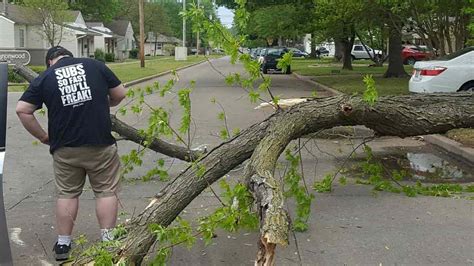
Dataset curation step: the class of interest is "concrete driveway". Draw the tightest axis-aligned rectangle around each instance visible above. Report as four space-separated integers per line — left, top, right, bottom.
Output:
3 57 473 265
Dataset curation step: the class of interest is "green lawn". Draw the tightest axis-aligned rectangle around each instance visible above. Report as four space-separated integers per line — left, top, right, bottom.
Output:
8 55 221 91
108 55 220 83
315 75 410 96
292 58 413 77
293 58 412 96
8 85 28 92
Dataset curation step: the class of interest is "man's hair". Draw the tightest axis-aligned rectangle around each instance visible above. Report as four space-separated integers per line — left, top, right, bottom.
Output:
45 46 74 68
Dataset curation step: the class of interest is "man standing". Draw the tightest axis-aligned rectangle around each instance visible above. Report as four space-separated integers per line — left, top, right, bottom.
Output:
16 46 126 261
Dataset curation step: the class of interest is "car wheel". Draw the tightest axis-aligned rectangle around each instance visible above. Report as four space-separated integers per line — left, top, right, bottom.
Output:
285 66 292 75
459 81 474 92
262 65 268 74
351 55 356 61
406 57 416 65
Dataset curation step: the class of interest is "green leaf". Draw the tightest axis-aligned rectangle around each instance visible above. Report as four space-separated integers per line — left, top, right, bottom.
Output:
362 74 378 106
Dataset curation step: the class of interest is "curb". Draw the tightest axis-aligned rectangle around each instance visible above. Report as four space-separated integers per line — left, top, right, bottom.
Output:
292 72 341 96
123 59 214 88
424 134 474 164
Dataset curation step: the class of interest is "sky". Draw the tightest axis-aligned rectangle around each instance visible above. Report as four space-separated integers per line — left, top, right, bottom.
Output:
217 6 234 28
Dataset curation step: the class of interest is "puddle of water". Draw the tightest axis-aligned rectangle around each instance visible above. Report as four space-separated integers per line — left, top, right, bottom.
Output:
349 149 473 183
406 153 466 181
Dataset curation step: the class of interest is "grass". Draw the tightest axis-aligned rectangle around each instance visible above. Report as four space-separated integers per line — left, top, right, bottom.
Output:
293 57 413 96
315 75 410 96
8 55 221 90
108 55 220 83
8 85 28 92
446 128 474 148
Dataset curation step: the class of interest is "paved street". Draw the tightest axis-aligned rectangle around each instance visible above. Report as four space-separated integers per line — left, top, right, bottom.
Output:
3 57 474 265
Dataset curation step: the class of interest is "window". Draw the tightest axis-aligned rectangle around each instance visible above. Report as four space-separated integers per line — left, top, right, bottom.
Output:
354 45 363 51
19 29 25 47
156 43 162 50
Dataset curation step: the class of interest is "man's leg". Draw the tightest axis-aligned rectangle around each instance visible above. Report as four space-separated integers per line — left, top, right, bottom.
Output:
87 145 121 241
56 198 79 235
96 196 118 241
96 195 118 228
52 147 86 260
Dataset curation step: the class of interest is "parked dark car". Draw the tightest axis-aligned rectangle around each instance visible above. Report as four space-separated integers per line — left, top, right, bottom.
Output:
316 47 330 57
251 47 263 60
260 47 291 74
289 48 308 58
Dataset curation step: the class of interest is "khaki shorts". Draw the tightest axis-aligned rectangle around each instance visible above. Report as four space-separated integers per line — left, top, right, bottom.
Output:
53 144 121 199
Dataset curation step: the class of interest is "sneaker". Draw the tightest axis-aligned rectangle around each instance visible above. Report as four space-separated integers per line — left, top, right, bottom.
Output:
53 242 71 261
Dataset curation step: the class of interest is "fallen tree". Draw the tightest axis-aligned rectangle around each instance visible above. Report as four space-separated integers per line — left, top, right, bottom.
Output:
14 65 474 265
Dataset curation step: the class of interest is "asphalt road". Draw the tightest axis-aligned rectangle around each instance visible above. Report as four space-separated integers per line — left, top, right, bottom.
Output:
2 57 473 265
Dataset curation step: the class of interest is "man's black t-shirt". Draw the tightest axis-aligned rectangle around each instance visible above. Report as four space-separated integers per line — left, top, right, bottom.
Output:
19 57 122 153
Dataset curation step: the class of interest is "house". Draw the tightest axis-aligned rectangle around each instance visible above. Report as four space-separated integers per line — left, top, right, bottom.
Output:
0 3 134 65
144 32 181 56
104 20 135 60
0 3 50 65
86 22 119 56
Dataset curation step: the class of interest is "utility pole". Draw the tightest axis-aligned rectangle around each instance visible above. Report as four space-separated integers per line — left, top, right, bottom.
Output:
196 0 200 56
182 0 186 47
2 0 7 15
175 0 187 60
139 0 145 68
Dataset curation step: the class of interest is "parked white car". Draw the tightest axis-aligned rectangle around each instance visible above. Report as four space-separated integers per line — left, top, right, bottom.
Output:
351 44 382 60
409 47 474 93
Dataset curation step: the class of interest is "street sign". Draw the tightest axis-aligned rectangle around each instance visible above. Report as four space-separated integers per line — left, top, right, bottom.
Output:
0 50 31 65
0 62 13 265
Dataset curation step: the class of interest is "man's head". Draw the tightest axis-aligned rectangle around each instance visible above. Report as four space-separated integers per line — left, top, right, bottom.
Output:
45 46 73 68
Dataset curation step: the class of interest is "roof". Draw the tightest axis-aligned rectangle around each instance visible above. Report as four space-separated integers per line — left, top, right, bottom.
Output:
104 20 130 37
63 24 101 36
68 10 81 21
86 22 104 27
0 3 80 25
146 32 181 44
0 3 40 25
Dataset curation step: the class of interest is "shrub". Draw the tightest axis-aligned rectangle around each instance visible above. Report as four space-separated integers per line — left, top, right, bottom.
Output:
129 48 138 59
7 66 45 83
94 49 105 62
163 44 176 56
105 53 115 62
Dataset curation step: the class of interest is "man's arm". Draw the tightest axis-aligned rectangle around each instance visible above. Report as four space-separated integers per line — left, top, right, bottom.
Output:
109 84 126 107
16 101 49 144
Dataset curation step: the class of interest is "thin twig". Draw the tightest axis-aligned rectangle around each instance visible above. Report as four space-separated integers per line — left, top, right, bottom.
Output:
297 139 310 194
331 137 375 184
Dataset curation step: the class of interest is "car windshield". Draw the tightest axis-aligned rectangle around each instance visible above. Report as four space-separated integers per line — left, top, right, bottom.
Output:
437 46 474 60
267 48 285 56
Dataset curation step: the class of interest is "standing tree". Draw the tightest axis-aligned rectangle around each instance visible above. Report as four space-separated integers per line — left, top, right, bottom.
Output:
368 0 410 78
313 0 365 70
22 0 72 47
67 0 121 22
117 0 171 46
409 0 472 55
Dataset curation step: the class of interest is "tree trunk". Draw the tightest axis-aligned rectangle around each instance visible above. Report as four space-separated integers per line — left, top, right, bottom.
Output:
310 34 317 59
14 66 474 265
334 39 343 62
341 35 354 70
384 23 408 78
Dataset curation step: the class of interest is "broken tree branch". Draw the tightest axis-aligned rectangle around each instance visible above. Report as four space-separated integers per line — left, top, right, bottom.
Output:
113 93 473 264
